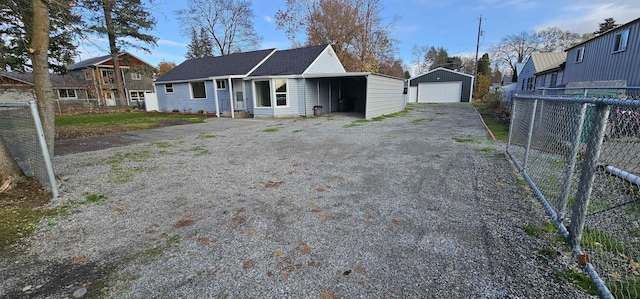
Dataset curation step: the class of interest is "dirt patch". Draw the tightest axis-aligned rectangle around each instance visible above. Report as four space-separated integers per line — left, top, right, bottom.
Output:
0 177 50 209
157 118 191 127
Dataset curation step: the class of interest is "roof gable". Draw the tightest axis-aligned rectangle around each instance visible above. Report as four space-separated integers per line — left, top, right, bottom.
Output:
249 44 330 76
156 48 276 82
530 52 566 73
68 52 153 70
410 67 475 80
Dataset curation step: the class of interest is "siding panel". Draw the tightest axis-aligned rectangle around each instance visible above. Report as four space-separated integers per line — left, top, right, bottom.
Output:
517 59 536 91
304 47 346 74
155 81 216 113
365 75 404 119
564 21 640 86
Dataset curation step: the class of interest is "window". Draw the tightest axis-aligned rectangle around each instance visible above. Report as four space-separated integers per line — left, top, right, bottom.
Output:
526 77 534 90
274 79 287 106
101 69 115 84
130 91 145 102
254 81 271 107
165 83 174 93
550 72 558 88
575 47 585 63
84 69 93 80
131 73 142 80
216 80 227 90
58 89 77 99
613 28 630 52
190 81 206 99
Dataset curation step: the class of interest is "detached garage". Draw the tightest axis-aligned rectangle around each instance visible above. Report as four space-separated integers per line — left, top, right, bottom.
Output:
408 67 474 103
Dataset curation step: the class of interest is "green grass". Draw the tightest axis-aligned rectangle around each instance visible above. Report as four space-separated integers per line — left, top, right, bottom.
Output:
263 128 279 132
412 118 426 124
580 227 627 254
608 280 640 299
84 193 107 204
56 112 207 127
196 134 216 139
478 147 493 152
472 102 510 142
452 137 475 143
292 129 304 133
189 146 211 156
558 269 600 296
0 208 43 251
108 151 152 184
344 119 370 128
153 142 172 148
144 235 180 257
522 222 556 238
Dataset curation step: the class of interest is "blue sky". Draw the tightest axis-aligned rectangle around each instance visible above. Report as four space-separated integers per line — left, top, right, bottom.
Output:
76 0 640 73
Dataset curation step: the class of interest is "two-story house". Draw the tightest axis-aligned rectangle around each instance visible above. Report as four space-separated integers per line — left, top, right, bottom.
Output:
67 52 155 107
517 52 566 92
563 17 640 89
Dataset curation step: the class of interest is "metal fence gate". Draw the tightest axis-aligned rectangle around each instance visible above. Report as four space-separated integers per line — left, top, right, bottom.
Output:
507 89 640 298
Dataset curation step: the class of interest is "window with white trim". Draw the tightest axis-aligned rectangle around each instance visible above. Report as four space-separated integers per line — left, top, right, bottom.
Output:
216 80 226 90
254 80 271 107
84 69 93 80
165 83 174 93
130 91 145 102
274 79 287 106
131 72 142 80
613 28 630 52
58 89 77 99
575 47 585 63
190 81 206 99
101 69 115 84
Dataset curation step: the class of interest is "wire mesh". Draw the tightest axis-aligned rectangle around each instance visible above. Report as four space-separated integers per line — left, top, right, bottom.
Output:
507 92 640 298
0 102 55 192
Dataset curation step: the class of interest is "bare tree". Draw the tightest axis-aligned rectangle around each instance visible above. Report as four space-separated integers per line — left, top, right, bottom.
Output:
275 0 399 74
411 45 430 76
490 31 540 81
177 0 262 56
538 26 582 52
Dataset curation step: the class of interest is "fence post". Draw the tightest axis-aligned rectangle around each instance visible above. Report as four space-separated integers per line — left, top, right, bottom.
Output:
568 103 610 249
558 103 588 222
523 99 538 170
506 98 517 152
28 100 59 198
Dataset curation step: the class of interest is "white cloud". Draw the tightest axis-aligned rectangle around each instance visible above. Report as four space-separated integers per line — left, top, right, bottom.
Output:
157 39 187 48
537 1 640 33
264 16 273 23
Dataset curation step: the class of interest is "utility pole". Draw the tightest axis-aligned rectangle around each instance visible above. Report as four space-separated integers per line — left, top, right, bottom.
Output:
473 14 483 100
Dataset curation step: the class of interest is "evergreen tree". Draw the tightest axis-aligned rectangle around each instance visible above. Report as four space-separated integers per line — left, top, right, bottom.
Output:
80 0 157 106
595 17 618 34
186 28 214 59
477 53 490 76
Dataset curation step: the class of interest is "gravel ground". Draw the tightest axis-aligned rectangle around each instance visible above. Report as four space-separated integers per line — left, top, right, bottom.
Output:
1 103 594 298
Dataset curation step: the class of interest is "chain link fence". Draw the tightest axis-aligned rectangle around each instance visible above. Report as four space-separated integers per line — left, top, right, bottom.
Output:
507 88 640 298
55 98 146 115
0 101 58 197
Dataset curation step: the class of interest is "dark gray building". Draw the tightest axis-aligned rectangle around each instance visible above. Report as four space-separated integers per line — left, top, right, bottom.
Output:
564 17 640 87
408 68 474 103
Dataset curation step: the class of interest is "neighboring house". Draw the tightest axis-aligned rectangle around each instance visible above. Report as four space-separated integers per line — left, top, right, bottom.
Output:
516 52 566 92
67 52 155 106
0 71 91 103
154 44 405 119
563 17 640 88
407 68 474 103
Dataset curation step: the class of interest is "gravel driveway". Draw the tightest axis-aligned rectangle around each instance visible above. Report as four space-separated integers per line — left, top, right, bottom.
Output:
1 103 592 298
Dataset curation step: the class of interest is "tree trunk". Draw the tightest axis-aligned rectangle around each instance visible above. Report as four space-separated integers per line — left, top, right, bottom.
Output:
103 1 127 106
30 0 55 156
0 136 25 192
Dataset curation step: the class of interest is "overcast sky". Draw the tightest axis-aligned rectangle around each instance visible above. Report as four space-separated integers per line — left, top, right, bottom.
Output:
76 0 640 70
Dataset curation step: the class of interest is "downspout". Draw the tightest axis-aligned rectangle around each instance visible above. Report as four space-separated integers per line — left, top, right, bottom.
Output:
228 76 235 119
214 79 220 117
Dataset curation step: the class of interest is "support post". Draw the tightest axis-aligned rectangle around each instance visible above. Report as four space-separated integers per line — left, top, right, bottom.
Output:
228 77 234 119
558 103 588 221
506 98 517 152
569 103 610 248
214 79 220 117
523 99 538 170
28 100 58 197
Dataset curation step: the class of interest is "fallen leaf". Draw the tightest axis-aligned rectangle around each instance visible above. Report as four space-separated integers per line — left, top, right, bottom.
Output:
321 292 336 299
391 219 399 225
281 273 289 280
112 207 124 212
271 250 285 257
300 245 311 255
311 208 322 213
316 188 326 192
307 202 317 207
609 271 622 280
196 237 216 245
70 255 87 265
242 259 257 269
354 265 366 274
264 180 284 188
244 230 256 236
319 214 330 221
496 181 506 187
364 214 373 223
630 259 640 270
173 219 196 228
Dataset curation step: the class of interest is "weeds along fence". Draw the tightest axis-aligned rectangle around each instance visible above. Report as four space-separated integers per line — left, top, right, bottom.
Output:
507 87 640 298
0 101 58 197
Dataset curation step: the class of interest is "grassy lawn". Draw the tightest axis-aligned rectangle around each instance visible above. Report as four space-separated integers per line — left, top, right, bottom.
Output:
55 112 209 139
473 102 511 142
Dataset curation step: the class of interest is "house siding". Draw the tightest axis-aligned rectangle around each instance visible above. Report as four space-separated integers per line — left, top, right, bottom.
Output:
564 21 640 86
410 69 473 102
156 81 217 113
365 75 404 119
304 47 346 74
517 59 536 91
305 79 320 115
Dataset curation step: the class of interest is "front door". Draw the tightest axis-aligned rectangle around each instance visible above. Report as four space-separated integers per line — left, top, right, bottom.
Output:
233 79 245 110
105 91 116 106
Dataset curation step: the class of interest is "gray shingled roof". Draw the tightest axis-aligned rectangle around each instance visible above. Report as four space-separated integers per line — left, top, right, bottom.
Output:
0 71 90 88
67 54 113 70
156 49 276 82
249 44 328 77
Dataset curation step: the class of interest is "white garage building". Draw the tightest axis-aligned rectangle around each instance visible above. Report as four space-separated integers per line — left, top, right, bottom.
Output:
408 67 474 103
